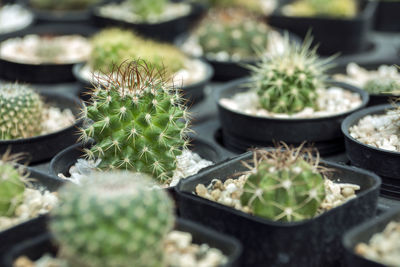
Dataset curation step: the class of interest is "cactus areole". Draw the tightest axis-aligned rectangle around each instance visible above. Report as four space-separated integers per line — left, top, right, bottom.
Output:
80 60 190 183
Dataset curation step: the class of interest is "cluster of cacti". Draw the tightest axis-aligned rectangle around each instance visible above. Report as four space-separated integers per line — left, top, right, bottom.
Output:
50 171 174 267
128 0 168 20
364 78 400 94
250 34 331 114
240 145 326 222
284 0 358 18
80 60 190 183
30 0 100 11
0 152 26 217
196 9 270 59
89 28 186 78
0 83 45 140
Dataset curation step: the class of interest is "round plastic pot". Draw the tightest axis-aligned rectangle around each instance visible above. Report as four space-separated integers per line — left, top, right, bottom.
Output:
175 151 381 267
267 0 378 55
329 60 400 106
2 217 242 267
72 59 214 104
0 166 64 256
374 0 400 32
342 207 400 267
0 91 83 164
216 78 369 155
342 104 400 199
91 1 206 42
0 24 98 83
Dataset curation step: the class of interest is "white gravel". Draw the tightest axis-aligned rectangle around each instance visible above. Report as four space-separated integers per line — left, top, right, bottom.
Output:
219 87 363 119
349 109 400 152
41 106 76 135
0 4 33 34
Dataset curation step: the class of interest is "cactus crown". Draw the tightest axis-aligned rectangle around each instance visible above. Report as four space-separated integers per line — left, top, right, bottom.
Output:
240 143 327 222
249 33 332 114
79 60 190 183
0 83 45 140
50 171 175 267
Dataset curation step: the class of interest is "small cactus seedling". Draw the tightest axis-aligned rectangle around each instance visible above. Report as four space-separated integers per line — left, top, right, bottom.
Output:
80 60 190 183
249 34 332 114
364 78 400 94
240 144 326 222
0 83 45 140
50 171 174 267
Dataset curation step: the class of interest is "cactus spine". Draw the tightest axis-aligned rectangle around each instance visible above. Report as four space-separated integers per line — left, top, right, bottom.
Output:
240 144 326 222
80 60 190 183
0 83 45 140
50 171 174 267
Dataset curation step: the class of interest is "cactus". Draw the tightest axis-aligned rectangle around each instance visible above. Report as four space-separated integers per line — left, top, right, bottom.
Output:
249 34 332 114
240 144 326 222
205 0 263 13
0 152 26 217
50 171 174 267
80 60 190 183
30 0 100 11
128 0 168 20
0 83 45 140
284 0 358 18
364 78 400 94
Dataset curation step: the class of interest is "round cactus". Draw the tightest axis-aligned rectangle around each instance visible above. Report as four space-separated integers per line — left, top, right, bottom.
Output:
250 34 332 114
240 145 326 222
364 78 400 94
0 83 45 140
50 171 175 267
80 60 190 183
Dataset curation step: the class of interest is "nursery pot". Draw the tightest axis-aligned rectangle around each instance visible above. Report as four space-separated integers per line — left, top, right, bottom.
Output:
342 207 400 267
374 0 400 32
0 23 98 83
0 91 83 164
175 151 381 267
267 0 378 55
2 217 242 267
216 79 369 155
342 104 400 200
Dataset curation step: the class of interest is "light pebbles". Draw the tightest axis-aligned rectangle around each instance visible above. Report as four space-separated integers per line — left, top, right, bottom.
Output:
41 107 76 136
195 174 360 216
0 4 33 34
219 87 363 119
59 149 213 187
14 230 227 267
355 221 400 267
349 109 400 152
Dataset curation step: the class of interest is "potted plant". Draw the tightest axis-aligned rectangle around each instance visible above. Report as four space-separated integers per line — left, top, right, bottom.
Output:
2 171 242 267
0 2 34 39
0 83 82 164
343 207 400 266
216 34 368 155
73 28 213 104
374 0 400 32
91 0 206 42
175 144 381 266
268 0 378 55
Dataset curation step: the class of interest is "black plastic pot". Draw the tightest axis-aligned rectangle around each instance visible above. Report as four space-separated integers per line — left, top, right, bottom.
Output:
175 151 381 267
72 59 214 104
0 91 83 165
92 1 206 42
342 104 400 200
267 0 377 56
342 207 400 267
0 24 98 83
0 166 64 256
216 79 369 155
374 0 400 32
2 217 242 267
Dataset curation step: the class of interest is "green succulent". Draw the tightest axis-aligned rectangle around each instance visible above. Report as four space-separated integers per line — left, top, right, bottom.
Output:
240 145 326 222
50 171 175 267
284 0 358 18
364 78 400 94
0 83 45 140
30 0 101 11
128 0 168 20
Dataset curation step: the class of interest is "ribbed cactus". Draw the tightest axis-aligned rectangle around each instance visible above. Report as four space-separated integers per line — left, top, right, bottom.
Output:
0 83 45 140
50 171 174 267
364 78 400 94
128 0 168 20
0 152 26 217
240 145 326 222
250 34 331 114
30 0 100 10
80 60 190 183
284 0 357 18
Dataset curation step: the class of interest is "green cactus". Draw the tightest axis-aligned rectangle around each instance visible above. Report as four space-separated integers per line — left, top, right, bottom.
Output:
240 145 326 222
128 0 168 20
0 83 45 140
80 60 190 183
50 171 174 267
250 34 332 114
30 0 100 11
284 0 358 18
364 78 400 94
0 152 26 217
